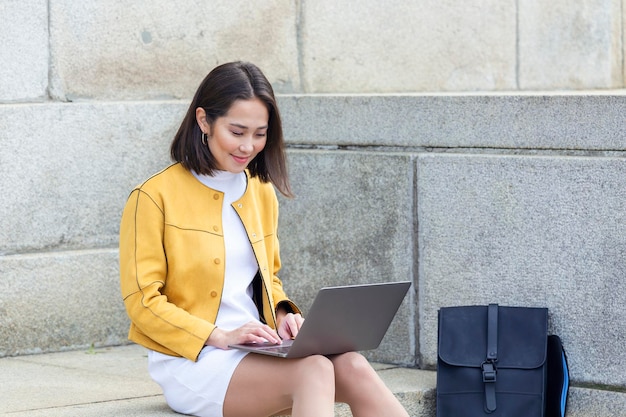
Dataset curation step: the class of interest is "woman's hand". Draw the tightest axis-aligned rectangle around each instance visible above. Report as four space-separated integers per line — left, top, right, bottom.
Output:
276 312 304 341
206 321 282 350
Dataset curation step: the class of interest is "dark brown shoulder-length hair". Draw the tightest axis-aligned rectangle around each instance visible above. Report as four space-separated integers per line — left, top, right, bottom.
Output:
170 61 292 197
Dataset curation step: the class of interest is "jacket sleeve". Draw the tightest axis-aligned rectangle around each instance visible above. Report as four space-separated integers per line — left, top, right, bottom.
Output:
119 188 214 361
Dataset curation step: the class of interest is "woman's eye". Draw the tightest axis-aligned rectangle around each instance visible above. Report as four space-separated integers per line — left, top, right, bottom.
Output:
256 132 267 138
231 131 243 136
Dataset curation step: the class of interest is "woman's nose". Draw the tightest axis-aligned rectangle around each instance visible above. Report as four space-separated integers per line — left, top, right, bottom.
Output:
239 140 254 153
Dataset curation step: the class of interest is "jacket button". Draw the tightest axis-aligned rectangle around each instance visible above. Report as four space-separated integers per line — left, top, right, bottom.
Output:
213 194 219 200
237 203 243 208
213 225 219 232
210 291 218 297
214 258 221 264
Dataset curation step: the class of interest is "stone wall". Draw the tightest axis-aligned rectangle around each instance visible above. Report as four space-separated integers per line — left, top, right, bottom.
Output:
1 0 625 395
277 95 626 389
3 0 624 101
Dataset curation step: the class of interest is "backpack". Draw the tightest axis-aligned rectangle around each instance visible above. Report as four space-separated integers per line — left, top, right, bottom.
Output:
436 304 569 417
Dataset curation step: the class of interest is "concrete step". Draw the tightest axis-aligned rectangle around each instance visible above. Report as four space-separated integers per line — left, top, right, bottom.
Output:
0 345 435 417
0 344 436 417
1 344 624 417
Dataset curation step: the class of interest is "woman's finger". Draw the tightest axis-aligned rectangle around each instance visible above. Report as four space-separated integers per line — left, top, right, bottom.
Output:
281 313 304 339
243 322 281 344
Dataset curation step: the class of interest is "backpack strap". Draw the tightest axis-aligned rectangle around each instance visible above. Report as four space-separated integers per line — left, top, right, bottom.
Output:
483 304 499 413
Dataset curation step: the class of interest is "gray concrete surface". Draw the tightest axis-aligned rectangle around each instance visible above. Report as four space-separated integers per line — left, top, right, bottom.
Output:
0 102 178 255
0 0 48 102
2 344 625 416
37 0 626 98
0 344 167 416
48 1 300 101
277 94 626 149
518 0 624 89
0 344 436 417
0 249 128 356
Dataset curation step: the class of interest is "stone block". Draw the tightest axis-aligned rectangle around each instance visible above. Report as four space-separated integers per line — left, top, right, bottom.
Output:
48 0 300 100
567 386 626 417
277 94 626 150
518 0 623 89
299 0 516 92
0 102 183 255
0 0 49 101
0 249 127 356
278 150 417 365
417 153 626 387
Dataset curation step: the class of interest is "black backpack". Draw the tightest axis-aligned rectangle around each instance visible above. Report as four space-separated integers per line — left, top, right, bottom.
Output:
436 304 570 417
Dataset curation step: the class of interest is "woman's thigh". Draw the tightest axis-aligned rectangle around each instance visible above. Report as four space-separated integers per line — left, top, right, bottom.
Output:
223 353 335 417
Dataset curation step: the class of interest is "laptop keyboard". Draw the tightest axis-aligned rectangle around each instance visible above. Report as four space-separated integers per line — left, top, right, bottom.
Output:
258 345 291 354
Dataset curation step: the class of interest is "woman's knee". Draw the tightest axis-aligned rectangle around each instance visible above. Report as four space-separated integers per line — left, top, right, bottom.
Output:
296 354 335 380
332 352 376 383
292 355 335 395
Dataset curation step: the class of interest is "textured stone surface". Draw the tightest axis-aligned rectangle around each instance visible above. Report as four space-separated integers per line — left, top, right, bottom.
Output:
417 153 626 386
4 345 626 416
300 0 517 92
518 0 623 89
0 249 127 357
278 150 417 365
0 0 49 101
1 345 437 417
1 345 164 416
3 1 625 102
277 94 626 150
567 386 626 417
48 0 300 100
0 102 181 254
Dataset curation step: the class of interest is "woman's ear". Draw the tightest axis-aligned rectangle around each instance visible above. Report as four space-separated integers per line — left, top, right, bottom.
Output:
195 107 210 134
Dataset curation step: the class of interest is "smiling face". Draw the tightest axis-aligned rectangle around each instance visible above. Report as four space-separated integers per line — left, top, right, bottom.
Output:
196 97 269 173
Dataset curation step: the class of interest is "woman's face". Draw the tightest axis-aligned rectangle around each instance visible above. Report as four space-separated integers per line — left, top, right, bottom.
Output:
197 97 269 173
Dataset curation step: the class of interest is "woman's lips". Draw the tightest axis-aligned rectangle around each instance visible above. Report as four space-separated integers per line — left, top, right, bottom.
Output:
232 155 249 164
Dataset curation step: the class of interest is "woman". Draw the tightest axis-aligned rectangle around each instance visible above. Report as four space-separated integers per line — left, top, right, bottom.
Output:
119 61 409 417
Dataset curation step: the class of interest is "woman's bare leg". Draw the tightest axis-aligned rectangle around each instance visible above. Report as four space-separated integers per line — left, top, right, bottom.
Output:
331 352 409 417
223 353 335 417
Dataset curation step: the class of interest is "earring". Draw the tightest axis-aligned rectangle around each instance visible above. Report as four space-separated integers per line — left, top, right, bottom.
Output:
201 132 208 145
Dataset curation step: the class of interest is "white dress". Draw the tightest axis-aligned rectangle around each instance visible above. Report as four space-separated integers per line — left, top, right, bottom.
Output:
147 170 261 417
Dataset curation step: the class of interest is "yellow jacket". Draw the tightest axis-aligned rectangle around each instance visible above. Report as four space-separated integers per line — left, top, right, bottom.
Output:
119 163 299 361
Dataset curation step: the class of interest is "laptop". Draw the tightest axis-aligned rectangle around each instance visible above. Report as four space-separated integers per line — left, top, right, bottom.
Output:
229 281 411 358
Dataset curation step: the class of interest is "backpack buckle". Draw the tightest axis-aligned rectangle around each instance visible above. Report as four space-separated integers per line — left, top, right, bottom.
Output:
482 360 497 383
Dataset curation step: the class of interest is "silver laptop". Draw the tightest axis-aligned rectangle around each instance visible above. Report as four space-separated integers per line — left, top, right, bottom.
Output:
229 281 411 358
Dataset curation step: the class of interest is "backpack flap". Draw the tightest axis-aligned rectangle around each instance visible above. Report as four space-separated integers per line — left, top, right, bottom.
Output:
438 305 548 369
